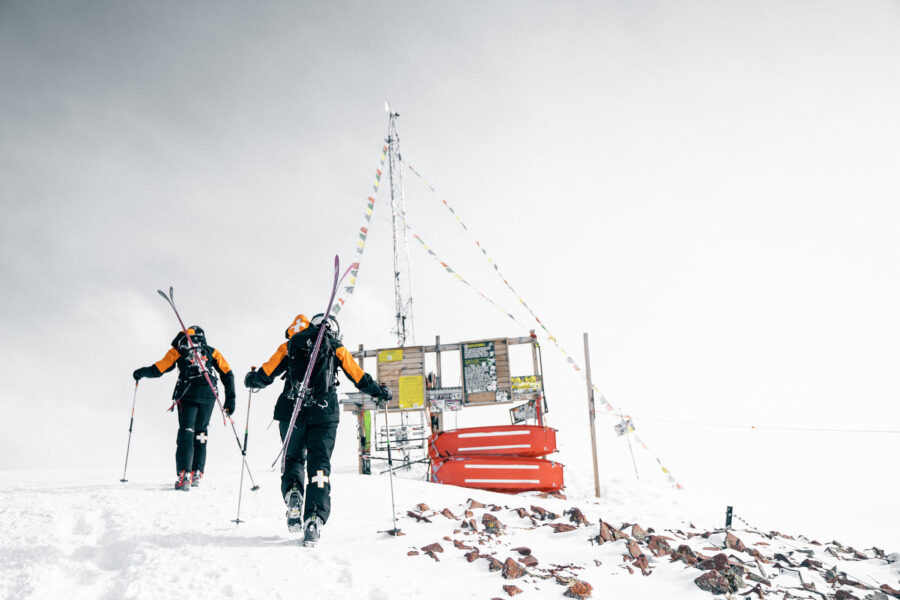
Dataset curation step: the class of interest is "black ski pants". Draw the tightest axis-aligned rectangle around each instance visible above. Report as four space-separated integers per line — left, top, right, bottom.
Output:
278 419 337 524
176 401 214 475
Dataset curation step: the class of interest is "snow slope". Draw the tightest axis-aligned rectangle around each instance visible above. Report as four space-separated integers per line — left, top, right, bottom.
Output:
3 464 898 600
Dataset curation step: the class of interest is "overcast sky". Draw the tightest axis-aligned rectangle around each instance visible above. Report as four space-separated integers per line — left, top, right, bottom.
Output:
2 1 899 549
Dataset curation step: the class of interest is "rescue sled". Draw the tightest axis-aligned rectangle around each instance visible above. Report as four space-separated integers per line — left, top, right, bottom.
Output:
430 456 564 492
427 425 557 459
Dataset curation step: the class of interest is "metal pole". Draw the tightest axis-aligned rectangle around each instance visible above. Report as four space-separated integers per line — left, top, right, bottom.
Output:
233 368 260 525
382 402 401 536
582 333 601 498
120 381 139 483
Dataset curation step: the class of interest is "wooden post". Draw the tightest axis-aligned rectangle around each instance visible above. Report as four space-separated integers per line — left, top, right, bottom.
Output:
583 333 601 497
530 330 543 426
435 335 442 387
434 335 443 431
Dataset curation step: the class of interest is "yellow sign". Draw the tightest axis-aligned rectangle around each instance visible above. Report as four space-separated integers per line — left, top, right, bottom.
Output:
378 349 404 363
399 375 424 409
511 375 542 391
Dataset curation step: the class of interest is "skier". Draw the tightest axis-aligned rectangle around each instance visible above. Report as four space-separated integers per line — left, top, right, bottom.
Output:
244 313 390 546
133 326 236 490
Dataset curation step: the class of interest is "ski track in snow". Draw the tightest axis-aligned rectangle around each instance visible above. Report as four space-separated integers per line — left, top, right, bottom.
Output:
2 467 898 599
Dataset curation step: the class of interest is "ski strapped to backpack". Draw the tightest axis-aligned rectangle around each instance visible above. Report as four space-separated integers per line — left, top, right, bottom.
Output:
157 287 261 492
287 316 340 409
157 288 230 424
272 255 353 469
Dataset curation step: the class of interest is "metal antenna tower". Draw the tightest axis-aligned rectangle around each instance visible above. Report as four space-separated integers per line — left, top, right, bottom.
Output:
384 102 415 346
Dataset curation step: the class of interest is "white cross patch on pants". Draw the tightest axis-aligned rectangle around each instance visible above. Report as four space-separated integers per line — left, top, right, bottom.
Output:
311 470 329 488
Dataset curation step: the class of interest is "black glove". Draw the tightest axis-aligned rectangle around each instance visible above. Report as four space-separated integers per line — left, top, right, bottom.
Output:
224 396 236 415
244 370 267 389
133 366 156 381
375 384 392 407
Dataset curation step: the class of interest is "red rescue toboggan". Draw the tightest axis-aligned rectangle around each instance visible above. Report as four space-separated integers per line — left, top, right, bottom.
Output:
428 424 564 492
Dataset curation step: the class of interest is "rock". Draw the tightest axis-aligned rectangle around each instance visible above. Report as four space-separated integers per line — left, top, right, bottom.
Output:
626 540 643 560
464 550 480 562
420 543 444 553
671 544 698 565
648 536 673 556
416 502 430 511
443 536 452 541
566 507 591 526
406 510 432 523
440 508 456 519
725 532 746 552
453 539 473 550
549 491 567 500
745 584 764 599
520 555 538 567
512 507 528 519
502 585 523 596
511 546 531 555
694 571 732 595
800 558 823 569
548 523 577 533
635 554 650 576
502 557 526 579
713 553 730 572
407 550 419 556
485 556 503 571
468 499 486 509
563 581 593 598
465 510 474 518
530 505 552 520
880 584 900 599
745 572 770 585
631 523 647 541
606 521 628 541
482 513 503 533
835 591 861 600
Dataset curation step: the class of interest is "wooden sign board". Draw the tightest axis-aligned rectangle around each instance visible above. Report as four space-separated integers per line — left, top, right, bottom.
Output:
461 339 511 404
376 346 424 410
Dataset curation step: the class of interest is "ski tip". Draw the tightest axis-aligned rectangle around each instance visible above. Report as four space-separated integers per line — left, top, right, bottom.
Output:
251 485 261 492
156 289 167 298
169 286 174 298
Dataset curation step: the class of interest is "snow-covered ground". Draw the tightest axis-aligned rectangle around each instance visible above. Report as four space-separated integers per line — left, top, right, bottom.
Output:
3 464 897 599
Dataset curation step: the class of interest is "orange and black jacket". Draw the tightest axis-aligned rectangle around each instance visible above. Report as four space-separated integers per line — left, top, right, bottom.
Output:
245 314 381 423
135 329 236 409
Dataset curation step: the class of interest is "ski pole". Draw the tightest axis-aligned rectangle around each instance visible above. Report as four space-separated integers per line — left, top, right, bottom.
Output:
381 401 401 536
233 368 261 525
120 381 139 483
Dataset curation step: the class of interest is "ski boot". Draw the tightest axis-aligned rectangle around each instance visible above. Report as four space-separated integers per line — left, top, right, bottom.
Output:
175 470 191 491
284 484 303 533
302 515 324 548
190 471 203 487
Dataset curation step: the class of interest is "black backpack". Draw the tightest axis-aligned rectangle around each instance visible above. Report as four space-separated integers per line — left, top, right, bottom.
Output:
286 323 338 400
172 327 218 386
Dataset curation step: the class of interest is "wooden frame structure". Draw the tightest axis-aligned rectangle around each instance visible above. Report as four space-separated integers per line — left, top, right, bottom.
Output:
339 331 547 474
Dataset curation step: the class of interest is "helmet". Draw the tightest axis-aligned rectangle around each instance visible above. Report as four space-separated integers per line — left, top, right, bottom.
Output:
285 314 310 339
173 326 206 350
309 313 340 338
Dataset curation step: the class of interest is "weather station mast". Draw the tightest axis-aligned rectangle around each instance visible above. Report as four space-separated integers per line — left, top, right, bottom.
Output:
384 102 415 347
